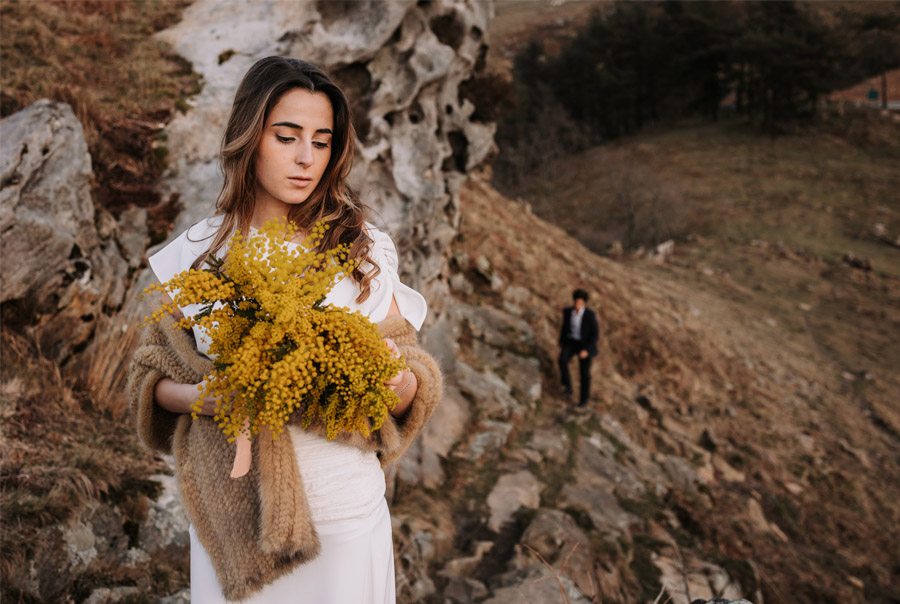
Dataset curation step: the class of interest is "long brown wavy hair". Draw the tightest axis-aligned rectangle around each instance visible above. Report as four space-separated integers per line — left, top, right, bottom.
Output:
188 56 381 304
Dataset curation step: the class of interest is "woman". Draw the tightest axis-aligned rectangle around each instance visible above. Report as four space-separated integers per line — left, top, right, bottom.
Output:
127 56 442 602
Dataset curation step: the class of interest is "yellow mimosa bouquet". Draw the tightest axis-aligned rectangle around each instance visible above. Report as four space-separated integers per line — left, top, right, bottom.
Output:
142 216 407 454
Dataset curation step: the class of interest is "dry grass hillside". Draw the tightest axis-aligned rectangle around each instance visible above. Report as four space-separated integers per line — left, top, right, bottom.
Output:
1 1 199 600
443 167 899 601
2 1 897 601
0 0 199 238
512 115 900 440
485 0 606 77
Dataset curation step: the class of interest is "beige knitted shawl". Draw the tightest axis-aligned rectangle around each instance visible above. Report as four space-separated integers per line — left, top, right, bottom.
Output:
126 312 443 601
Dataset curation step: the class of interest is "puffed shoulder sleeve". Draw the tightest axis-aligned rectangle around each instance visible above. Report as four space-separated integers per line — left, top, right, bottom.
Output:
147 228 190 286
367 225 428 331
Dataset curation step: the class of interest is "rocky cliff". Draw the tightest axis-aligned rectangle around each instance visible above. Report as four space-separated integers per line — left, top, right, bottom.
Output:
2 0 896 602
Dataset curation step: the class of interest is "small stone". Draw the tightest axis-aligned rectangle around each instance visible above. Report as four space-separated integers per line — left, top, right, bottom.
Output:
486 470 542 532
712 456 745 483
449 272 474 295
159 589 191 604
607 240 624 258
83 587 141 604
457 420 513 461
439 541 493 577
474 254 493 280
63 520 98 570
784 481 803 495
444 576 488 603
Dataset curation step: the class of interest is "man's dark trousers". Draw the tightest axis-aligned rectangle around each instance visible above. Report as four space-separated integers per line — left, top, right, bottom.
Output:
558 305 599 405
558 336 591 405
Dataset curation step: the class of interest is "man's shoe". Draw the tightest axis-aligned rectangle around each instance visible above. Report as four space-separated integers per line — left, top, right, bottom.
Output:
577 399 589 408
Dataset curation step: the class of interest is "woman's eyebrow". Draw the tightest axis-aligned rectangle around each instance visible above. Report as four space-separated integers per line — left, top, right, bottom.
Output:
272 121 333 135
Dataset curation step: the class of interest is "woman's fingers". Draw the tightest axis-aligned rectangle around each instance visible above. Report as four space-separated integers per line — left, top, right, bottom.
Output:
383 337 401 358
382 338 407 390
195 379 237 416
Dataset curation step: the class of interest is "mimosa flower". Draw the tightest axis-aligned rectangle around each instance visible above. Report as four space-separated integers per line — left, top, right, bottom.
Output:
142 216 407 442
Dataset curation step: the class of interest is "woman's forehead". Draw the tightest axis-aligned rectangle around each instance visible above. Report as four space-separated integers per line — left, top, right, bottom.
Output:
269 88 333 129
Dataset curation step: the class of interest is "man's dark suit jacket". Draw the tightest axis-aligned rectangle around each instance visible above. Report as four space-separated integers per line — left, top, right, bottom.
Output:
559 306 600 358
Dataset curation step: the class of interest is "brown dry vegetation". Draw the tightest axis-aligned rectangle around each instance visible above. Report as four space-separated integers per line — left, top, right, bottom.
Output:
2 0 897 601
0 0 200 239
1 1 198 600
516 108 900 256
0 328 184 601
512 110 900 395
454 167 899 601
485 0 610 78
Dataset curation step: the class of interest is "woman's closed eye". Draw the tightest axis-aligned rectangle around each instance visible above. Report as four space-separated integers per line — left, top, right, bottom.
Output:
275 134 329 148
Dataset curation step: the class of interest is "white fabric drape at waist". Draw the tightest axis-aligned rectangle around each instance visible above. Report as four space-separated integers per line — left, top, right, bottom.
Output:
287 425 386 524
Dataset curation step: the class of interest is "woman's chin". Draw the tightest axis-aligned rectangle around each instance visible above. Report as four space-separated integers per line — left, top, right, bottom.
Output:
278 192 313 206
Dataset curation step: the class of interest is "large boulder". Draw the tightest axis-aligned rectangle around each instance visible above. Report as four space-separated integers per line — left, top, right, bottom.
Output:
0 99 132 363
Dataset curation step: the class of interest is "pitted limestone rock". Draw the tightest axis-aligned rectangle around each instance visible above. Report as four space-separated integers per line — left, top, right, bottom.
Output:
0 99 130 361
152 0 496 317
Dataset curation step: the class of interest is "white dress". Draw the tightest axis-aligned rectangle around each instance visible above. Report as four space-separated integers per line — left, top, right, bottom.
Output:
147 215 428 603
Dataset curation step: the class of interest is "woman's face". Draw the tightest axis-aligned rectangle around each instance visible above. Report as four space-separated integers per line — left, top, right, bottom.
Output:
253 87 334 216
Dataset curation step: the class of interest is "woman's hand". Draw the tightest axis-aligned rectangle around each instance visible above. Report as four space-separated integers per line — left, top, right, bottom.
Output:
193 379 237 416
153 377 233 416
382 337 407 390
383 337 416 418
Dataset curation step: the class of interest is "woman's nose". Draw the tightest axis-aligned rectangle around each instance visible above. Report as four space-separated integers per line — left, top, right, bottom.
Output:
295 142 313 165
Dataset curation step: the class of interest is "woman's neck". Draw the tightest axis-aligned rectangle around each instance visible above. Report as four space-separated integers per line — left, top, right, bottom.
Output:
250 202 307 242
250 205 288 230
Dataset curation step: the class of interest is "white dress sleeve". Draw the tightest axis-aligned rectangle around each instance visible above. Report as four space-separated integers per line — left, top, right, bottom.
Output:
146 216 224 357
365 224 428 332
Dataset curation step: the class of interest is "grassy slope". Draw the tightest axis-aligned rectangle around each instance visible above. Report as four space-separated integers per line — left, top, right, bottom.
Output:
1 1 200 600
460 164 900 601
0 0 200 236
513 115 900 416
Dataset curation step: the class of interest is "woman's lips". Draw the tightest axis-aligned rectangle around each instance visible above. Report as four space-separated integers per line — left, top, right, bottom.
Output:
288 177 312 186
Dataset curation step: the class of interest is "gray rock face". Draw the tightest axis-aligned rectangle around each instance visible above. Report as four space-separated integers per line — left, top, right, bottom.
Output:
553 431 645 544
1 99 98 303
514 509 595 598
83 586 142 604
396 384 470 487
653 554 748 604
140 469 190 553
392 510 454 602
158 588 191 604
456 419 513 461
0 99 130 361
152 0 496 317
486 470 542 532
484 563 592 604
456 360 519 420
528 428 570 464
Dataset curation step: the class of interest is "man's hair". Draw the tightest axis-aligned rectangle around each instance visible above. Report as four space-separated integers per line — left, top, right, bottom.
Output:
572 288 589 302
